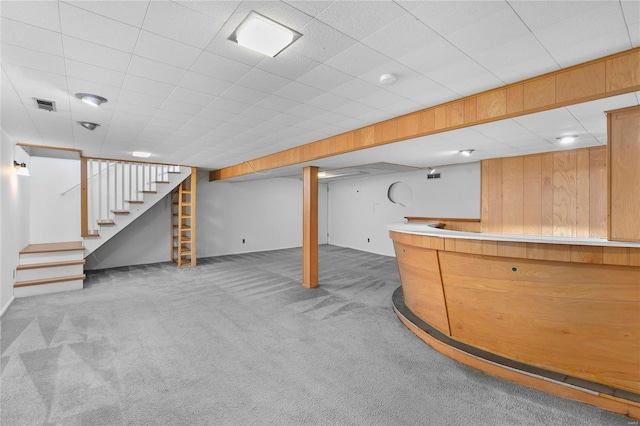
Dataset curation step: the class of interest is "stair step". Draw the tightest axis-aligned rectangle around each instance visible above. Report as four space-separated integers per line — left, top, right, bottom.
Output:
15 274 86 288
17 259 85 270
20 241 85 254
141 190 157 194
154 180 170 184
85 231 100 238
111 210 130 215
97 220 116 226
126 200 144 204
168 171 182 174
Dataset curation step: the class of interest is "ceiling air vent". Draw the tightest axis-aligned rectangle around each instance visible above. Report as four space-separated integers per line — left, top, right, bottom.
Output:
34 98 56 112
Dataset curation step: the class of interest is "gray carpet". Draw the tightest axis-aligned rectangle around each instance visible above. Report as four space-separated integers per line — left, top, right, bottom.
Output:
0 245 629 425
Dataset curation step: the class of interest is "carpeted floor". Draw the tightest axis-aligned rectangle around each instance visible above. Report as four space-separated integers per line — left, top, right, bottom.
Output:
0 245 630 425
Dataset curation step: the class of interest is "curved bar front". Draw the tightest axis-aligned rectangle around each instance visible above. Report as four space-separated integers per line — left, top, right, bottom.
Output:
388 222 640 418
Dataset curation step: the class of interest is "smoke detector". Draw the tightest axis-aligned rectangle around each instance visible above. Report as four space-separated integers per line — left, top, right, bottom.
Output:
379 73 397 85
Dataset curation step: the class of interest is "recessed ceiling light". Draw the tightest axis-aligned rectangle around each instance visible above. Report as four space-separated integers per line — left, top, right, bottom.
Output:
228 11 302 57
75 93 108 107
459 149 475 156
77 121 100 131
379 73 397 85
317 171 327 178
132 151 151 158
556 135 577 144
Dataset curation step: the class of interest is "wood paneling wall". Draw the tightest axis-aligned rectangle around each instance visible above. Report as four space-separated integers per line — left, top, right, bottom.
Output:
481 146 607 237
211 47 640 181
608 106 640 242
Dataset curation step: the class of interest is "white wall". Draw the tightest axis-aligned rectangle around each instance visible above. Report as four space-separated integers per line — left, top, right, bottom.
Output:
328 163 480 256
197 174 328 257
85 194 172 270
29 157 80 243
1 130 30 315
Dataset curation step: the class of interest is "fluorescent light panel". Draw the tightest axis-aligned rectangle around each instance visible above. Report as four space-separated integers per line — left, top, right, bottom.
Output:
132 151 151 158
229 11 302 57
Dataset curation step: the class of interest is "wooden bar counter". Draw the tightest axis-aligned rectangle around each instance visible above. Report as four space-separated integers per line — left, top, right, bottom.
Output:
388 221 640 418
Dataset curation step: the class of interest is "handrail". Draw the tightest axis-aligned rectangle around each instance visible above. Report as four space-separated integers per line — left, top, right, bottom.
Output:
61 160 116 196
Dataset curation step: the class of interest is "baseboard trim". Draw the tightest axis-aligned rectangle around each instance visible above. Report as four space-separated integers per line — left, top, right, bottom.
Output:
0 295 15 317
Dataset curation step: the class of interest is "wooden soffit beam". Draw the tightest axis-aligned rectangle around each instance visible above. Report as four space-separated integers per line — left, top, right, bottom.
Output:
210 47 640 182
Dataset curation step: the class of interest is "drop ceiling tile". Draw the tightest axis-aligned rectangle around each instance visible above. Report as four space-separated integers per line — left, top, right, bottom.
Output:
546 28 632 68
241 106 280 121
288 19 357 63
470 33 559 82
176 0 240 20
116 88 166 109
621 1 640 45
147 117 183 132
426 56 503 96
190 51 252 83
324 43 390 78
306 93 351 111
236 68 293 93
122 74 174 98
447 6 529 56
134 30 201 69
168 87 216 107
283 1 333 17
65 1 149 27
66 59 126 87
62 36 132 73
159 99 205 116
197 107 237 123
59 2 140 52
1 1 61 32
275 81 324 103
220 85 269 105
288 104 327 120
315 1 406 40
297 64 354 92
358 90 411 112
143 1 219 49
4 63 68 89
128 56 188 85
0 106 43 144
535 3 630 66
1 18 64 56
154 109 193 124
333 102 382 119
396 37 467 76
509 1 602 31
329 79 379 102
208 97 251 115
255 52 321 81
1 43 66 75
411 1 507 37
362 14 441 59
255 95 299 113
178 71 232 97
513 108 585 140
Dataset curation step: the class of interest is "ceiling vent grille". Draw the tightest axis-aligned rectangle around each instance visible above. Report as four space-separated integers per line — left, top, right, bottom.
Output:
34 98 56 112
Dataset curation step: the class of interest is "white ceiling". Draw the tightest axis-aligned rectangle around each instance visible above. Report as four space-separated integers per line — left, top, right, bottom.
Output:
1 1 639 174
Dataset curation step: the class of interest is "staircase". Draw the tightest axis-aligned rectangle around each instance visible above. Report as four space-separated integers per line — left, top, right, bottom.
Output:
171 169 197 267
14 242 85 297
82 159 191 257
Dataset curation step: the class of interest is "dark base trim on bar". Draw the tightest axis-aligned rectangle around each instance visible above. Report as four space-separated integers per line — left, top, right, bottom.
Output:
392 286 640 404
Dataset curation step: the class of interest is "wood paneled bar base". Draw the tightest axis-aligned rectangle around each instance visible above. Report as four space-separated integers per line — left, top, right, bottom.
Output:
389 222 640 418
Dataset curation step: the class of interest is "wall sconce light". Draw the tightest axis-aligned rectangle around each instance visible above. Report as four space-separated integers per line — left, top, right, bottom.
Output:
14 161 30 176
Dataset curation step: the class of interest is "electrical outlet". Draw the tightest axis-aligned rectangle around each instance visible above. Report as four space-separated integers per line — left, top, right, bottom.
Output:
242 238 245 244
367 238 370 243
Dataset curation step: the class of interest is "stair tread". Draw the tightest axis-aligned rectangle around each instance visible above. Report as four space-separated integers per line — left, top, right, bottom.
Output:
126 200 144 204
111 210 130 214
17 259 85 270
141 190 157 194
97 220 116 226
154 180 170 183
15 274 86 288
20 241 85 254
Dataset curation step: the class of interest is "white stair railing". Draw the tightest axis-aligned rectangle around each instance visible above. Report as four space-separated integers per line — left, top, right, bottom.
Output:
81 158 181 237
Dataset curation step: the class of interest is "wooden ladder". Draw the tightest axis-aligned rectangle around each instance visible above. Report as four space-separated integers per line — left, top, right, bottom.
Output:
171 168 197 267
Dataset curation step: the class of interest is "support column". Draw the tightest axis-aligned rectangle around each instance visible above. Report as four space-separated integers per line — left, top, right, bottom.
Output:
302 166 318 288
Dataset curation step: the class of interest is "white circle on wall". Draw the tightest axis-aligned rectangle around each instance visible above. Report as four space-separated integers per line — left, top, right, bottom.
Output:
387 181 412 207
